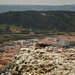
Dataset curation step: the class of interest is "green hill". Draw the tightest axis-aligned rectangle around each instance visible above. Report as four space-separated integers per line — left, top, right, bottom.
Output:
0 11 75 33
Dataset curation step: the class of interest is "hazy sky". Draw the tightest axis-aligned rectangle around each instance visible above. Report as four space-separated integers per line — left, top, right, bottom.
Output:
0 0 75 5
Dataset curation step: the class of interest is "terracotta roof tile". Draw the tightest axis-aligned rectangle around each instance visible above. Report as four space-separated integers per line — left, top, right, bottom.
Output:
6 53 13 56
3 57 13 60
0 64 6 67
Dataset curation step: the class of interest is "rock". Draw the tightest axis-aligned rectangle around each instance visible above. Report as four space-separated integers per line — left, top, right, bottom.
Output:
62 70 70 75
11 71 19 75
18 63 26 71
4 46 75 75
29 46 35 50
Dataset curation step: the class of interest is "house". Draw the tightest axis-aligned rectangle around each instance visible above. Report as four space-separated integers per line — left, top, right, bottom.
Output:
51 41 60 47
0 53 2 57
59 38 70 47
69 39 75 46
29 32 35 35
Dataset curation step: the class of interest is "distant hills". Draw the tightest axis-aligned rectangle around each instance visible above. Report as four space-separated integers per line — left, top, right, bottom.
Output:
0 5 75 13
0 11 75 33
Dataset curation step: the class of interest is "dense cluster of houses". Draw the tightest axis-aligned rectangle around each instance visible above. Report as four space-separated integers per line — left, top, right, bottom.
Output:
0 40 34 72
0 46 26 72
9 36 75 48
39 36 75 48
0 36 75 72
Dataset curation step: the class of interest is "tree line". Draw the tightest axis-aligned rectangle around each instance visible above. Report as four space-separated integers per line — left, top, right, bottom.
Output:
0 11 75 33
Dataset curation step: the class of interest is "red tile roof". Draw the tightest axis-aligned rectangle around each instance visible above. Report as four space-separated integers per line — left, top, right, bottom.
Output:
4 50 18 53
69 39 75 41
0 53 3 55
6 53 13 56
3 57 13 60
0 64 6 67
0 61 7 65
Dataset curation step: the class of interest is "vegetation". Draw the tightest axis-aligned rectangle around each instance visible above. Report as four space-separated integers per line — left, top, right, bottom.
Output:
0 11 75 46
0 11 75 34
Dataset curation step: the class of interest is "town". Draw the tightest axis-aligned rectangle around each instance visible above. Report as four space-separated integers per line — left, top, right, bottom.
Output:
0 35 75 74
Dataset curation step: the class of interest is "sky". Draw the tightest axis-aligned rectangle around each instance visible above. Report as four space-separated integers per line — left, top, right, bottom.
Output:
0 0 75 5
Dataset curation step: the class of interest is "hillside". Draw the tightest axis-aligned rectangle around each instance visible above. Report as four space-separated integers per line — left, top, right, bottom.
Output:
0 11 75 33
0 5 75 13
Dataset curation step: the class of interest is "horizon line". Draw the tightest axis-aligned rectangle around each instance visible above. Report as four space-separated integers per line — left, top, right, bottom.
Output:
0 4 75 6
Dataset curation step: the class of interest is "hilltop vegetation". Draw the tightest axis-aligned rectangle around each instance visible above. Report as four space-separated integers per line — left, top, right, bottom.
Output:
0 11 75 34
